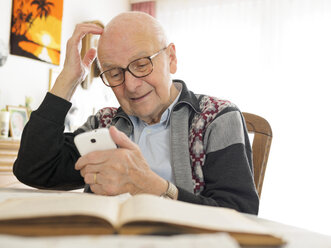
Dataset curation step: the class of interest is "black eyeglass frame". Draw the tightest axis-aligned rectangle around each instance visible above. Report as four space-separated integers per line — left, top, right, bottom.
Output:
99 47 167 88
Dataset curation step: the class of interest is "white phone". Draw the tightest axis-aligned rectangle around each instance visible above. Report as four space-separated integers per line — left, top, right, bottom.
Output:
74 128 117 156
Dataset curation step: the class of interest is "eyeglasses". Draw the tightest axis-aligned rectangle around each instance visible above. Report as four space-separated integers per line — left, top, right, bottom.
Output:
99 47 167 88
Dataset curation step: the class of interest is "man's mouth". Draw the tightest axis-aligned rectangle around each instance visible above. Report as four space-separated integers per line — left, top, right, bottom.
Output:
130 91 152 101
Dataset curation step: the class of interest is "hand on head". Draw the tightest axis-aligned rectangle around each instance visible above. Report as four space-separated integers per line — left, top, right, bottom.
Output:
50 23 103 100
75 126 168 196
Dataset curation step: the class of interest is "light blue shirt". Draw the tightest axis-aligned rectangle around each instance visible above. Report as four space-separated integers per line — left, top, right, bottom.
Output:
128 93 180 183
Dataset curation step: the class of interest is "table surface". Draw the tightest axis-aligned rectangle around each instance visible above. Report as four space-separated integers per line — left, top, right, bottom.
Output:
0 188 330 248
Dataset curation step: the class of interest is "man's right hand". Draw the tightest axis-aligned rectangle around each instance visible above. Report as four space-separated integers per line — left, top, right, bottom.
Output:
50 23 103 101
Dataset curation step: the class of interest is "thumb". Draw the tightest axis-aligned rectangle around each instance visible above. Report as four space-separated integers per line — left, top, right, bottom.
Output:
109 126 137 150
82 48 97 69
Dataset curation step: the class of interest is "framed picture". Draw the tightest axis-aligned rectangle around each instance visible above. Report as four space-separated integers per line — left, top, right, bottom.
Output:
6 106 29 139
10 0 64 65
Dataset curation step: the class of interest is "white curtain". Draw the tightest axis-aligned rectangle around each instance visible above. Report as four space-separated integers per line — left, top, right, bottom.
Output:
157 0 331 236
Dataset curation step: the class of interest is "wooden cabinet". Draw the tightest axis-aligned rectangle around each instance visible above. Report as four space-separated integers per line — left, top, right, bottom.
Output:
0 139 28 188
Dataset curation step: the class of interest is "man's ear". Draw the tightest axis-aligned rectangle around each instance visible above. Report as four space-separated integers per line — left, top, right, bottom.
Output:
168 43 177 74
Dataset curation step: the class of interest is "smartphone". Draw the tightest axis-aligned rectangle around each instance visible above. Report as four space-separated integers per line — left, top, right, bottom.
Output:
74 128 117 156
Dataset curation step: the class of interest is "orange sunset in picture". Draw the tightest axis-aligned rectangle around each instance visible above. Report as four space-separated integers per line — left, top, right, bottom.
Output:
10 0 63 65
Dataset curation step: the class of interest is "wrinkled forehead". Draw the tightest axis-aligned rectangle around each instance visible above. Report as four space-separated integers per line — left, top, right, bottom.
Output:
97 26 160 68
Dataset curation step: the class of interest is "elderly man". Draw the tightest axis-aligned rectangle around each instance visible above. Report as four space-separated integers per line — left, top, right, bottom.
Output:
14 12 259 214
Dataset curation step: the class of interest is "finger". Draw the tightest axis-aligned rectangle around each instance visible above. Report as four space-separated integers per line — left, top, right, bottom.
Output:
71 23 103 45
89 179 125 196
89 184 108 195
75 151 108 170
78 163 103 178
66 24 103 56
84 171 113 187
65 24 102 64
75 156 89 171
90 181 120 196
84 172 98 185
110 126 138 150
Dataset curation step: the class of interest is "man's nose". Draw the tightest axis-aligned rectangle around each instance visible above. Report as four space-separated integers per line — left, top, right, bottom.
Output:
124 70 143 91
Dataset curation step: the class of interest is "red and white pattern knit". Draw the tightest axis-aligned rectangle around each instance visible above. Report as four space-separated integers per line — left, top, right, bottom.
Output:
96 107 118 128
189 95 232 194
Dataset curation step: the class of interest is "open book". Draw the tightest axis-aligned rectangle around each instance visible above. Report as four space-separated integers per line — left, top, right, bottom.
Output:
0 191 285 246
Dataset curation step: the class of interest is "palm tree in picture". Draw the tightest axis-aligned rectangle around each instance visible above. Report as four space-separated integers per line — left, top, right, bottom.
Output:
12 9 30 35
23 0 54 35
31 0 54 19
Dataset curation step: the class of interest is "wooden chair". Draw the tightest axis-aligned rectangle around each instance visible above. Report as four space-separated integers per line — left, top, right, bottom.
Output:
242 112 272 198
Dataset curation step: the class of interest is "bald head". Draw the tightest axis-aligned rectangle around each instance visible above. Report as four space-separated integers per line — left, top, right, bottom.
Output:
97 12 168 66
106 12 167 45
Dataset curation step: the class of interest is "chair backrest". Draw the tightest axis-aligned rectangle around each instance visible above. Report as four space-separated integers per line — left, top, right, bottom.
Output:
242 112 272 198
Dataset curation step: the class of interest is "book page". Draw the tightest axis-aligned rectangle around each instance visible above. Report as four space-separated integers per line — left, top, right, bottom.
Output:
0 192 120 227
118 194 270 235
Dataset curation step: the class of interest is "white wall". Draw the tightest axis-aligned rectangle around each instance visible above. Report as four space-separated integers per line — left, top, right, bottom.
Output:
157 0 331 236
0 0 129 112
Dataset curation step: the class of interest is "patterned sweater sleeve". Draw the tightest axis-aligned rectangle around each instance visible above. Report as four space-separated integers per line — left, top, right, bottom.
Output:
13 93 96 190
177 107 259 215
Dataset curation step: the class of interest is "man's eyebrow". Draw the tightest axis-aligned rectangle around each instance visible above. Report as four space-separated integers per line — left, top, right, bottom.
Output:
101 62 120 69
